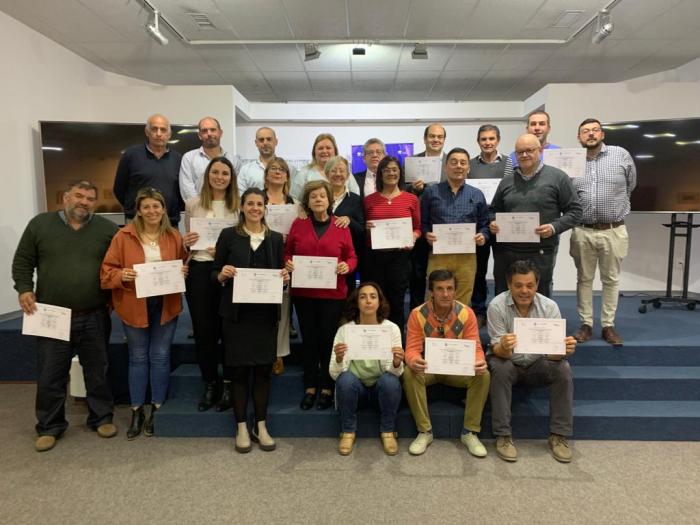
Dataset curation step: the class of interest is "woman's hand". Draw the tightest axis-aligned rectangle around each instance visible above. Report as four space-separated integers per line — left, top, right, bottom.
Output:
182 232 199 248
181 265 189 278
475 233 486 247
391 347 404 368
334 216 350 229
285 260 295 273
336 261 349 275
425 232 437 246
365 221 375 230
121 268 137 283
206 247 216 257
334 343 347 363
280 268 290 284
218 265 236 283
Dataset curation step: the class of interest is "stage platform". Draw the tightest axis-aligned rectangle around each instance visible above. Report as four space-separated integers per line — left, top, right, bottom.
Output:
2 294 699 441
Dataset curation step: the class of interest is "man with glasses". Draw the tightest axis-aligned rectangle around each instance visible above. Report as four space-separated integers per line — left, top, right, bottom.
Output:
238 126 294 193
570 119 636 347
403 269 490 457
489 134 582 297
352 138 386 198
509 110 560 168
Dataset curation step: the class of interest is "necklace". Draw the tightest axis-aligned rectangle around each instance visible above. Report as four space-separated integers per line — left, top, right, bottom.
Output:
382 189 400 204
142 232 160 247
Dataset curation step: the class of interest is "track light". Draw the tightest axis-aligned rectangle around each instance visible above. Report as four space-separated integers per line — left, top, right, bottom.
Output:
304 43 321 61
591 9 613 44
146 9 169 46
412 43 428 60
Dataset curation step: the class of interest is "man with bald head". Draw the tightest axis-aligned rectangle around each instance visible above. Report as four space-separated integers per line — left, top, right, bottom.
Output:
179 116 243 201
238 126 293 193
489 133 581 297
114 114 184 226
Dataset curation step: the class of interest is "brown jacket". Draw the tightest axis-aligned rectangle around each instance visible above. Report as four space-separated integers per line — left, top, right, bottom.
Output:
100 223 187 328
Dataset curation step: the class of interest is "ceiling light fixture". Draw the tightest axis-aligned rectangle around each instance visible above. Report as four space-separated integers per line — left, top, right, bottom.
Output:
643 133 676 139
352 46 366 56
412 43 428 60
146 8 169 46
591 9 613 44
304 43 321 61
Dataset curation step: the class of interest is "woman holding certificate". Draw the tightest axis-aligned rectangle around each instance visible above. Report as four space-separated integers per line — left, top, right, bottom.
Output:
213 188 288 453
284 180 357 411
101 187 187 440
330 283 404 455
363 156 421 332
182 156 239 413
326 156 365 293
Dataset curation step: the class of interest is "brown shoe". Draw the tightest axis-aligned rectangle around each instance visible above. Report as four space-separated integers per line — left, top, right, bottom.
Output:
338 432 355 455
35 435 56 452
495 435 517 462
380 432 398 456
272 357 285 375
602 326 624 347
548 434 572 463
573 324 592 343
96 423 118 438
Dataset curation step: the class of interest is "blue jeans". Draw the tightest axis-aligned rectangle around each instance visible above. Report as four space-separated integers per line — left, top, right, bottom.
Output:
335 371 402 433
123 297 177 407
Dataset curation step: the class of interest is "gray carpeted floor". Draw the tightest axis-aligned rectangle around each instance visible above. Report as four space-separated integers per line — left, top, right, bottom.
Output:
1 384 698 525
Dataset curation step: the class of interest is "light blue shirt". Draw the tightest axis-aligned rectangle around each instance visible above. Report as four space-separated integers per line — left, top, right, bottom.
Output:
238 159 298 194
179 147 243 201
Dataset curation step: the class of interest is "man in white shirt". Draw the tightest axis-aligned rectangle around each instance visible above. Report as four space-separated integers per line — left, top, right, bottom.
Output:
238 127 294 193
352 138 386 199
179 117 243 201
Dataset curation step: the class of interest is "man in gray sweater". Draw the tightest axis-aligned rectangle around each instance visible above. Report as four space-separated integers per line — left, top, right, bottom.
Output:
489 134 582 297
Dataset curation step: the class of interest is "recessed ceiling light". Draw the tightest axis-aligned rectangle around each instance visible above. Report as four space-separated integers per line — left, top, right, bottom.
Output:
643 133 676 139
41 146 63 152
635 154 654 159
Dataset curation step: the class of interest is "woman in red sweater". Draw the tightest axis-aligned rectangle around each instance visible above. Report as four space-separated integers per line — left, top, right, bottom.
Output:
284 180 357 410
363 156 421 333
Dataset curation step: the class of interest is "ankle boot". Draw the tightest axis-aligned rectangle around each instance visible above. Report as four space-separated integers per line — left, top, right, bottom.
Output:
216 381 233 412
127 407 145 440
251 420 276 451
235 422 252 453
198 381 217 412
144 404 158 437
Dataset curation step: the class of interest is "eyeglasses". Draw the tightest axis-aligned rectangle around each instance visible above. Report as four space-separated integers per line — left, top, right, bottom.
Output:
268 167 286 173
515 147 540 157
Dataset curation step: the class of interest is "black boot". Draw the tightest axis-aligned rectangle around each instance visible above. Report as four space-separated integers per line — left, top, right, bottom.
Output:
127 407 145 440
198 381 218 412
215 381 233 412
144 404 157 437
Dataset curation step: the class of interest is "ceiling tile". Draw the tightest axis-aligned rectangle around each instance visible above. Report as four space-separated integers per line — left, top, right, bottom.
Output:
196 46 259 71
247 44 305 71
350 44 401 71
348 0 410 38
490 45 557 71
406 0 478 39
398 45 454 71
445 45 507 70
309 72 352 91
301 44 351 72
281 0 348 39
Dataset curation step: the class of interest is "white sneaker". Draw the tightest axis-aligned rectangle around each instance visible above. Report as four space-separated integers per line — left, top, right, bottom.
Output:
409 432 433 455
461 432 487 457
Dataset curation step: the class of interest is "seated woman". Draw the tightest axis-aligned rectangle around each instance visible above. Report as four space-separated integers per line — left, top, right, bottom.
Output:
213 188 289 453
101 187 187 440
329 282 404 456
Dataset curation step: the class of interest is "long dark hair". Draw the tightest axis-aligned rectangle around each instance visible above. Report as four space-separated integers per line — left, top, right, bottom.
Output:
340 282 390 325
235 187 269 236
199 156 239 212
375 156 406 192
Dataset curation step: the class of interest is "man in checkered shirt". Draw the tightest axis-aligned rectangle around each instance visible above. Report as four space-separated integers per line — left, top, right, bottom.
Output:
570 118 637 347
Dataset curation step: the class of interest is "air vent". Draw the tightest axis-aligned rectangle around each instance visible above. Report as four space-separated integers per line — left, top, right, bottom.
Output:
551 10 585 28
186 12 216 29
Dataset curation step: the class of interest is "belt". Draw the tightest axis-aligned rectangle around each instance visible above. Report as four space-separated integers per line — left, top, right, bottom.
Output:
581 221 624 230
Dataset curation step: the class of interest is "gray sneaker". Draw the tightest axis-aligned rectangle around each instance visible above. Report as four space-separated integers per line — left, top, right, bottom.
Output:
496 435 517 462
548 434 572 463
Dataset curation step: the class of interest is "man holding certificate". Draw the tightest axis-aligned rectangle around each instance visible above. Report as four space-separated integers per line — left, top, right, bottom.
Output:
403 270 490 457
421 147 490 307
489 133 582 297
487 260 577 463
13 180 119 452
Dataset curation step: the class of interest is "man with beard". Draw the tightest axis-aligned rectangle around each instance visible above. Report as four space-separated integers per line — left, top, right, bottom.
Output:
12 181 119 451
570 118 636 347
179 116 243 201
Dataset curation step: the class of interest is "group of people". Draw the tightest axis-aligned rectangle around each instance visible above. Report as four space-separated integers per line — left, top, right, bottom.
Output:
12 109 636 462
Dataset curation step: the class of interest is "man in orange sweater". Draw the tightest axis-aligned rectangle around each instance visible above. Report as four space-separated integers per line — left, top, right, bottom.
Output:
403 269 490 456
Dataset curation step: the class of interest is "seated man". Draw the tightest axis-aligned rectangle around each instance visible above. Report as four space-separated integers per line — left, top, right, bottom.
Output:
487 259 577 463
403 269 490 457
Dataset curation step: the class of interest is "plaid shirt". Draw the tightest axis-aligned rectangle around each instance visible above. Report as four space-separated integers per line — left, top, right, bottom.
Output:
572 143 636 224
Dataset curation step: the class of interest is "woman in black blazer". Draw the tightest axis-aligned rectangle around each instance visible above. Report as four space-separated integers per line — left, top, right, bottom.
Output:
213 188 289 453
326 156 366 293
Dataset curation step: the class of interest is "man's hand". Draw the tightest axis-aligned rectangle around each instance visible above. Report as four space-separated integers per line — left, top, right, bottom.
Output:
475 233 486 247
410 357 427 374
19 292 37 314
425 232 437 246
497 333 516 358
547 336 577 361
535 224 555 239
489 221 500 234
474 358 488 375
413 179 425 193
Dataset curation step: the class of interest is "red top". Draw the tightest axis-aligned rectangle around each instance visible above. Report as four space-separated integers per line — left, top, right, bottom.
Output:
284 218 357 300
363 191 421 248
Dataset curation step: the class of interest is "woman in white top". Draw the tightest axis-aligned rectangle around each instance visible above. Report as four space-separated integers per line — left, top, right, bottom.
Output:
290 133 360 200
182 156 240 413
330 282 404 456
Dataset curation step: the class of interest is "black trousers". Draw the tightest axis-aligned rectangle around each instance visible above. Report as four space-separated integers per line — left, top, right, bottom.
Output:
409 236 430 309
493 246 556 298
293 297 344 391
185 260 231 382
471 241 492 316
35 307 113 436
364 249 411 333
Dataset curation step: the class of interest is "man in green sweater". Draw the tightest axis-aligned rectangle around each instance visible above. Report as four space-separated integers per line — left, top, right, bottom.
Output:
12 180 119 452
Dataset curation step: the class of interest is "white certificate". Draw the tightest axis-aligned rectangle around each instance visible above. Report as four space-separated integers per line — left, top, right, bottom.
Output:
467 178 501 204
425 337 475 376
22 303 71 342
189 218 235 250
232 268 283 304
404 156 442 184
432 223 476 254
495 212 540 243
370 217 414 250
266 204 298 235
514 317 566 355
345 325 394 361
291 255 337 289
544 148 586 179
134 260 186 298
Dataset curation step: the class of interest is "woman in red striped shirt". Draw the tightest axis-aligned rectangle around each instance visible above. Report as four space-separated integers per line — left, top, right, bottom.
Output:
363 156 421 333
